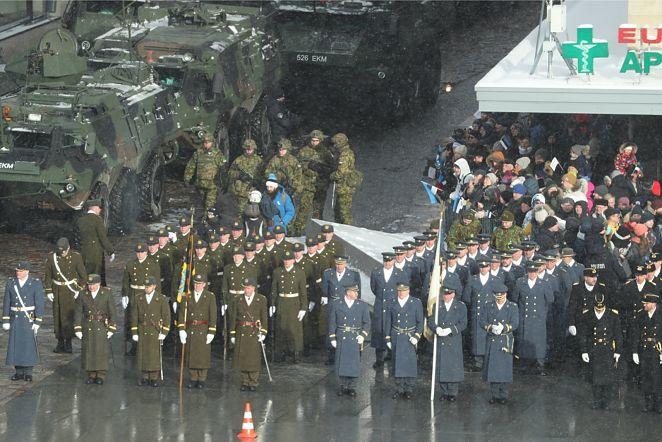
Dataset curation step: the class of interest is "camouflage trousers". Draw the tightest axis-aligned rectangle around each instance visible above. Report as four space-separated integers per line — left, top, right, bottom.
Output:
312 183 329 219
196 185 218 212
334 192 354 225
292 190 315 236
230 181 253 214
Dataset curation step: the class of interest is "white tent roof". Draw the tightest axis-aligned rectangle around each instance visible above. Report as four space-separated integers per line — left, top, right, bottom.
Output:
475 0 662 115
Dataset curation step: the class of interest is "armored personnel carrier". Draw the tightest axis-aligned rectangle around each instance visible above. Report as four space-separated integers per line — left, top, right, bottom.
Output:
273 0 454 118
0 29 178 233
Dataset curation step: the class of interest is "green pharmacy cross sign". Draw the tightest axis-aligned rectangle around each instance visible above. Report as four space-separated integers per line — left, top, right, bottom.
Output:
561 26 609 74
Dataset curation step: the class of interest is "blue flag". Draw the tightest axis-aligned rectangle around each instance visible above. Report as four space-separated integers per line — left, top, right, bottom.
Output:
421 181 440 205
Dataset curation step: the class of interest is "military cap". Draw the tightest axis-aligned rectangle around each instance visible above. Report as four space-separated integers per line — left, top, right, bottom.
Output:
145 275 158 286
393 246 406 254
466 237 479 246
520 241 537 250
455 242 467 251
646 263 655 273
252 234 264 243
544 252 558 261
218 226 228 235
442 286 456 294
165 224 177 234
641 293 659 303
308 129 326 140
157 227 168 237
135 243 147 253
283 250 295 260
56 237 70 251
461 209 475 221
232 246 244 256
493 283 508 294
331 133 348 145
194 239 207 249
477 256 490 267
633 265 647 276
292 243 304 253
146 235 159 246
532 257 546 267
429 219 440 229
202 133 214 143
502 250 515 258
321 224 334 233
193 274 207 284
273 225 285 235
560 248 575 257
446 251 457 259
396 283 410 292
208 233 219 243
243 277 257 287
526 263 539 273
506 247 519 255
594 293 606 309
413 235 427 245
477 233 491 243
382 252 395 261
402 241 415 251
243 139 257 150
423 230 437 239
305 237 318 247
231 220 243 230
334 255 348 263
85 199 102 209
583 268 597 277
264 231 275 240
490 254 502 263
344 283 359 292
316 233 325 243
86 274 101 285
206 207 218 216
277 138 292 150
178 215 191 227
244 241 256 252
650 252 660 262
501 210 515 222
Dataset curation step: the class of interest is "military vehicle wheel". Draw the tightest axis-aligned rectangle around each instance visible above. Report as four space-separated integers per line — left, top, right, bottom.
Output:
109 170 139 235
139 153 166 220
249 97 271 156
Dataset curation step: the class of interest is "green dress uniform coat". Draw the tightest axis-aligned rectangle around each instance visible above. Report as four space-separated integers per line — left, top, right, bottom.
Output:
512 277 554 359
178 290 217 370
130 292 171 372
384 296 424 378
229 293 268 372
222 261 255 306
149 250 173 299
3 276 45 367
428 299 468 382
328 298 370 378
75 212 114 277
44 250 87 338
271 266 308 352
74 287 117 371
121 258 162 302
480 300 519 383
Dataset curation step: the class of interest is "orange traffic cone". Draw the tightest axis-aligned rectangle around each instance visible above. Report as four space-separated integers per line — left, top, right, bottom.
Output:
236 401 258 440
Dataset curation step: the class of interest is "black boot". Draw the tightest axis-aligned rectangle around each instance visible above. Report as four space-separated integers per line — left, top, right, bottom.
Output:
64 338 73 353
53 339 65 353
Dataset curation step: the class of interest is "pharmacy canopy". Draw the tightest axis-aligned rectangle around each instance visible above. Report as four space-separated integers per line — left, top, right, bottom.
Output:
475 0 662 115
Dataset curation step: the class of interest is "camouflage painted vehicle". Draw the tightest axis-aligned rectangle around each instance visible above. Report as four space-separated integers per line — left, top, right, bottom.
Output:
273 0 455 118
0 29 178 233
92 1 279 159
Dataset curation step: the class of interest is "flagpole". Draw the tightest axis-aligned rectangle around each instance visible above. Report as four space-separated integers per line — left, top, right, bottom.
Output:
430 203 445 402
179 209 195 391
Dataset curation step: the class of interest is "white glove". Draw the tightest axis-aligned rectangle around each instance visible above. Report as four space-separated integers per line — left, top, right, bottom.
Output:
632 353 640 365
258 334 265 343
308 301 315 312
75 331 83 340
132 334 139 342
297 310 306 321
495 323 504 335
231 337 236 345
386 342 392 349
441 328 452 337
614 353 620 363
73 291 79 300
2 323 9 331
168 232 177 242
269 306 276 317
47 293 54 302
158 333 166 341
221 304 227 316
357 335 365 345
409 337 418 346
179 330 187 344
206 334 214 344
331 340 337 348
660 354 662 364
32 324 40 335
172 302 178 313
110 253 116 262
321 297 328 306
568 325 577 336
121 296 129 310
435 327 444 336
491 324 501 335
106 331 113 339
581 353 589 363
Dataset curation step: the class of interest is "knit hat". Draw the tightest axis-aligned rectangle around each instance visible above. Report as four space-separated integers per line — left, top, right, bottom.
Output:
604 208 620 219
512 184 526 195
485 172 499 185
453 144 467 157
633 223 648 237
594 185 609 197
542 216 558 229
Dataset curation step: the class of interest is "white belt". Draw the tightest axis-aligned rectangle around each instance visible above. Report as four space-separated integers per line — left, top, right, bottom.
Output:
11 306 35 312
229 290 244 295
53 279 76 286
130 284 146 290
279 292 299 298
216 272 223 276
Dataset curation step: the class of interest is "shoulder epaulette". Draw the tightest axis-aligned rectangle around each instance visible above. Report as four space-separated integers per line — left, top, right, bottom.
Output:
573 282 579 286
582 309 589 314
611 309 619 315
598 283 606 286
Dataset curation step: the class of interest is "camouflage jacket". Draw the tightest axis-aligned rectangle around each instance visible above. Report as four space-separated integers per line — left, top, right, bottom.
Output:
184 147 226 185
331 145 359 193
492 225 525 252
446 219 481 250
296 145 333 188
264 153 303 193
228 153 263 189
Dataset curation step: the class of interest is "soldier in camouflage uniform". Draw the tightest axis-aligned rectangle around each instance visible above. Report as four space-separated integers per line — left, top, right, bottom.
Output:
264 138 303 197
330 133 362 225
446 209 482 251
492 211 525 252
293 130 333 235
228 139 263 214
184 134 226 212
